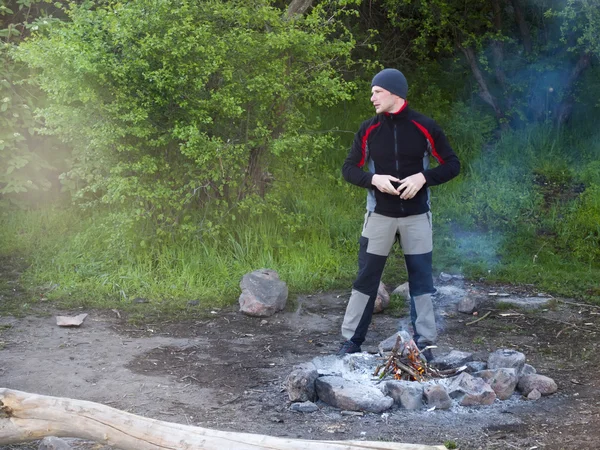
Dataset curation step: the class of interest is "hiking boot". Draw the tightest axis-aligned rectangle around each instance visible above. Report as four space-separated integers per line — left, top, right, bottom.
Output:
420 348 434 362
336 340 361 356
416 341 435 363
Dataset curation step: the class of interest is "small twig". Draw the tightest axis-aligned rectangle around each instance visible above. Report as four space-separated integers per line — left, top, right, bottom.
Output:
556 325 575 338
466 311 491 326
539 316 598 332
557 299 600 310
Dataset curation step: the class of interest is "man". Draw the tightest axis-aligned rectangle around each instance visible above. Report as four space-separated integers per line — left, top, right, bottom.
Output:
338 68 460 359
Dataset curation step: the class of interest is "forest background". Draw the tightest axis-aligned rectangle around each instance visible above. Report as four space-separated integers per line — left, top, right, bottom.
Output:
1 0 599 318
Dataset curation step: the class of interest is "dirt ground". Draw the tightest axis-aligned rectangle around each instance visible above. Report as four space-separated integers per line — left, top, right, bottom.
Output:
1 259 600 449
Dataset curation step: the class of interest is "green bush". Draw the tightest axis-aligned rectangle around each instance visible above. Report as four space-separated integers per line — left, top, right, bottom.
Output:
17 0 356 240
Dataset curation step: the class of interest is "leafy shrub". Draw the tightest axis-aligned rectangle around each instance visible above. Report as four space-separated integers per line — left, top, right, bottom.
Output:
17 0 356 239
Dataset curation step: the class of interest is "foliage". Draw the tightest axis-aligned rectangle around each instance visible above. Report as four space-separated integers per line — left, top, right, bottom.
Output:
0 0 63 206
16 0 356 239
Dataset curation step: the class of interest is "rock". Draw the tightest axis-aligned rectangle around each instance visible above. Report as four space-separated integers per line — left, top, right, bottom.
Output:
495 296 553 309
289 401 319 413
286 362 318 402
474 368 518 400
457 296 478 314
392 282 410 300
315 376 394 413
487 349 526 376
438 272 453 283
447 372 497 406
373 282 390 314
464 361 487 373
423 384 452 410
38 437 72 450
522 364 537 376
517 374 558 396
378 332 402 355
433 350 473 371
380 380 423 410
527 388 542 400
239 269 288 317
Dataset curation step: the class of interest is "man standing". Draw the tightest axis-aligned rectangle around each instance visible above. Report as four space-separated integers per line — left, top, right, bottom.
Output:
338 68 460 359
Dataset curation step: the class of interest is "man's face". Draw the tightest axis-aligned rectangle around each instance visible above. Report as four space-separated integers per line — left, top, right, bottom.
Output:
371 86 400 114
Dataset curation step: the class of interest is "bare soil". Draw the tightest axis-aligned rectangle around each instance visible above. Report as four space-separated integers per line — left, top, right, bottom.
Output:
1 259 600 449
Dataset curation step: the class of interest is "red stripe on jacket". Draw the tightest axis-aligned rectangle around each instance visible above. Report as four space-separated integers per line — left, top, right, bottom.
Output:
411 120 445 164
360 122 381 167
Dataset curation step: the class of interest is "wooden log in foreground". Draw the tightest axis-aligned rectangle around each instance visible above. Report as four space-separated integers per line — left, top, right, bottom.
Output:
0 388 444 450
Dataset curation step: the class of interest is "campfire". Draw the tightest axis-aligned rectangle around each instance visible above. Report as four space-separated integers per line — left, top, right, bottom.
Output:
374 331 458 382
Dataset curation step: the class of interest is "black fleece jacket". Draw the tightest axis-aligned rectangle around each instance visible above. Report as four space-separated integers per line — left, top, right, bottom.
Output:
342 104 460 218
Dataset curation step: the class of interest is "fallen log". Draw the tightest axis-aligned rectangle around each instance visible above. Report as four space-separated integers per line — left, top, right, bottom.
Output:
0 388 445 450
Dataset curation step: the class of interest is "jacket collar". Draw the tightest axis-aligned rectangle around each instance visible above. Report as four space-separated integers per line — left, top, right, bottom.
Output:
383 101 409 119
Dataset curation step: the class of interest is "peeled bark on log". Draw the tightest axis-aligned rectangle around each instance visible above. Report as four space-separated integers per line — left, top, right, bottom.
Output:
0 388 445 450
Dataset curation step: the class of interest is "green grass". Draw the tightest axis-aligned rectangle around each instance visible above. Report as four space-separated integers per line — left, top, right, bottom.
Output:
2 105 600 315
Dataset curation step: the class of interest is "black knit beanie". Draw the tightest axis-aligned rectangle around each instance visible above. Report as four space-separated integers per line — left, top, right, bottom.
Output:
371 68 408 99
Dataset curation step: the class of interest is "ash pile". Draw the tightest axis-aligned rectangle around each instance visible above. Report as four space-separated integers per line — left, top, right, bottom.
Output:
285 331 558 414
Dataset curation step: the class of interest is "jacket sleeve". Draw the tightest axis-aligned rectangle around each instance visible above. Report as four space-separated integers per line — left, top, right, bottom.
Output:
422 121 460 187
341 121 375 188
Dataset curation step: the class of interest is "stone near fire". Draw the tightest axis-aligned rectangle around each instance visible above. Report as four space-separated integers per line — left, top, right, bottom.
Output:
315 376 394 413
373 282 390 314
522 363 537 376
487 349 526 376
289 401 319 413
286 362 318 402
447 372 497 406
474 368 518 400
423 384 452 410
465 361 487 373
517 374 558 396
527 388 542 400
456 295 478 314
380 380 424 410
378 332 402 354
433 350 473 371
238 269 288 317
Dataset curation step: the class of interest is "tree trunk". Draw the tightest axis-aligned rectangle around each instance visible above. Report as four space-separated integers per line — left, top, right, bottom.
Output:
0 388 445 450
491 0 507 90
554 52 591 126
509 0 532 55
459 45 509 129
286 0 314 19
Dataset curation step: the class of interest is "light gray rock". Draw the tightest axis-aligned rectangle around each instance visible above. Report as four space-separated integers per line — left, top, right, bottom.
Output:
465 361 487 373
433 350 473 370
290 401 319 413
495 296 553 309
527 388 542 400
438 272 454 282
373 282 391 313
474 368 518 400
315 376 393 413
447 372 497 406
457 296 478 314
239 269 288 317
380 380 424 410
38 437 72 450
517 374 558 396
286 362 318 402
522 364 537 376
487 349 526 376
423 384 452 410
392 282 410 300
378 332 402 355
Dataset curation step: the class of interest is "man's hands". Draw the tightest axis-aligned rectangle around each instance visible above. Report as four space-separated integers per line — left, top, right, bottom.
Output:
371 173 426 200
